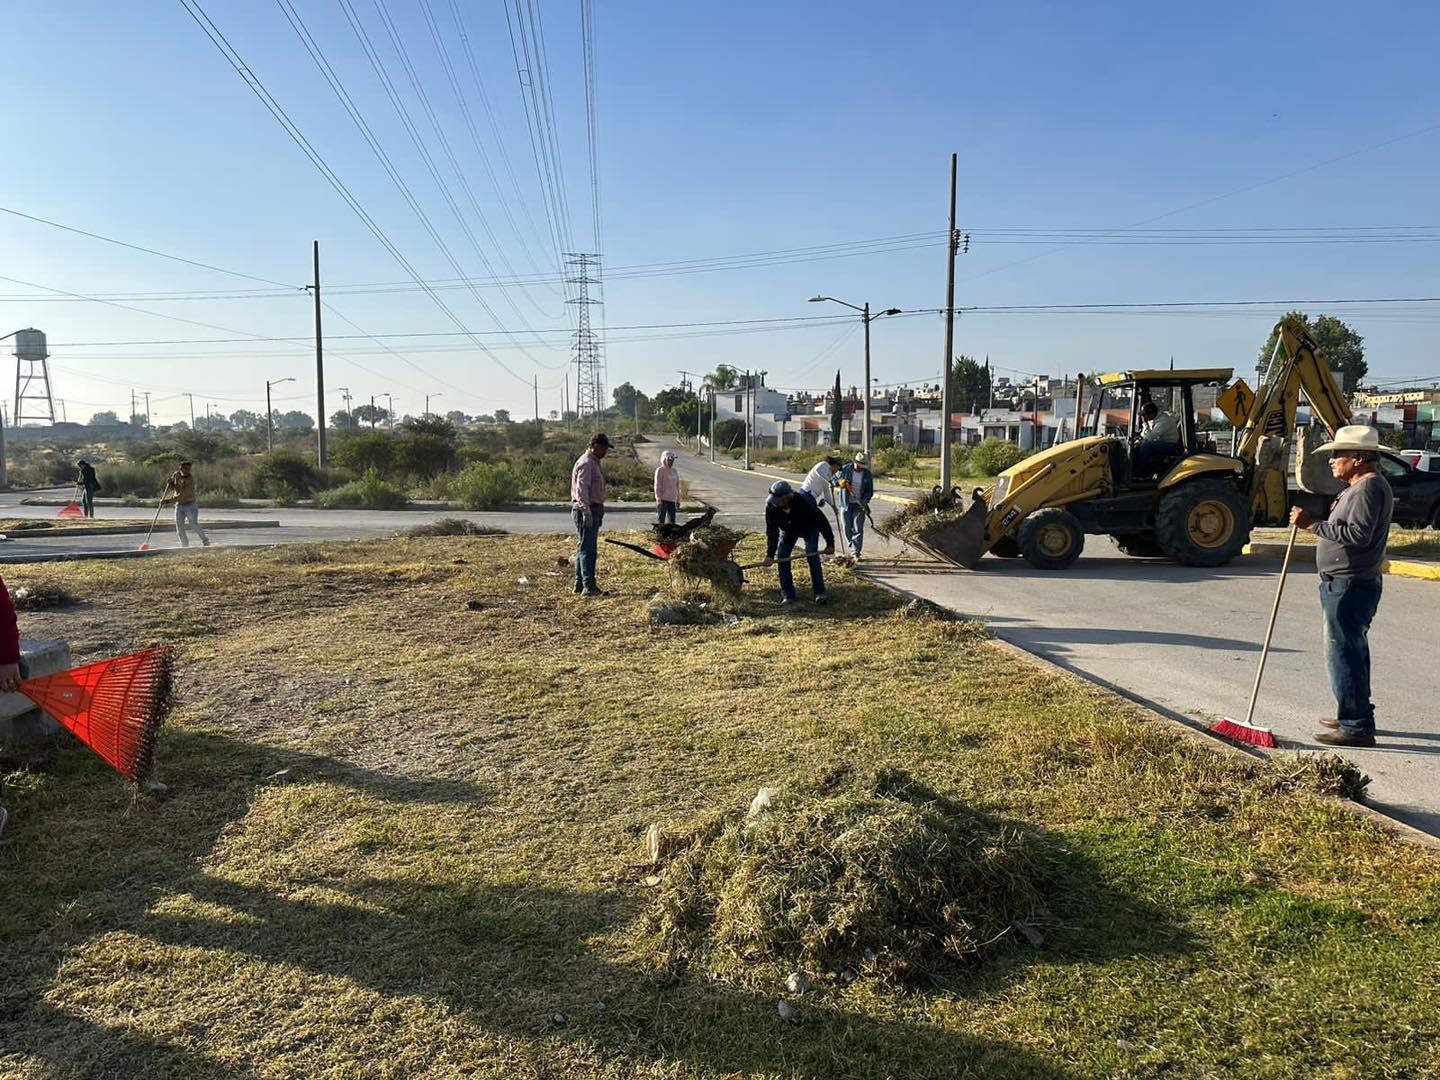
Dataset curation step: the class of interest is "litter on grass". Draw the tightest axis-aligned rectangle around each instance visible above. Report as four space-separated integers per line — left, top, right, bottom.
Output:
641 765 1043 986
10 582 77 610
1261 752 1371 802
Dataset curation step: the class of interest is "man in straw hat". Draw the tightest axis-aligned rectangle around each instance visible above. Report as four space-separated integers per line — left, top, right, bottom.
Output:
836 451 875 560
1288 425 1393 748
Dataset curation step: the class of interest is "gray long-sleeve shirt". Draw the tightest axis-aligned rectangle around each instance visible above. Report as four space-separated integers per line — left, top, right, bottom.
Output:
1314 473 1393 580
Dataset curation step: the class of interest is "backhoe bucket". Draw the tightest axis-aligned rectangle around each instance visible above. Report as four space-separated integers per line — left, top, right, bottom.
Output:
909 494 991 569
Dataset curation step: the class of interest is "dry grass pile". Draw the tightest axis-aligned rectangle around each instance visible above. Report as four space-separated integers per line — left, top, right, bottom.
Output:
399 517 507 538
1262 752 1372 802
874 486 968 541
644 765 1043 985
688 524 744 548
10 581 77 610
667 541 743 597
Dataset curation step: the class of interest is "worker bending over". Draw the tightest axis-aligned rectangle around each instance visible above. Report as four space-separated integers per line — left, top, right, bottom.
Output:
1133 400 1182 476
762 480 834 605
802 456 844 509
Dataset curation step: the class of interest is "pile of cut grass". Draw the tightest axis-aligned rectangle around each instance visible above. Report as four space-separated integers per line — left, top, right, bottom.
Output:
874 485 967 541
667 540 743 598
646 765 1042 985
9 581 76 610
399 517 507 538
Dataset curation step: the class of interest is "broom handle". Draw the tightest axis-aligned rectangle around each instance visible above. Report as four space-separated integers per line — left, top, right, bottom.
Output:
1244 523 1298 727
142 485 172 546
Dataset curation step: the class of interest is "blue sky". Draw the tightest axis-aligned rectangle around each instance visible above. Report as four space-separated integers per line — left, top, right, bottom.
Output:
2 0 1438 425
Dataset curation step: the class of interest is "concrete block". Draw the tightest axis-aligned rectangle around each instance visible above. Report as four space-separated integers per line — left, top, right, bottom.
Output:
0 638 71 751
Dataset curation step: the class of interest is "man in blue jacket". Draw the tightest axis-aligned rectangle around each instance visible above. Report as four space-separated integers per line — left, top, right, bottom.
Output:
763 481 835 605
836 451 875 559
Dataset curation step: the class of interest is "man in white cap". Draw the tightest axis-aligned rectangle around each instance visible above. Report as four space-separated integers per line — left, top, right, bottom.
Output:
802 456 844 510
836 451 875 559
1289 425 1393 748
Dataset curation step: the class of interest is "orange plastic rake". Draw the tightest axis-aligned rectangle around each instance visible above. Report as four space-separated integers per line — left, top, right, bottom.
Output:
58 483 85 519
19 647 175 782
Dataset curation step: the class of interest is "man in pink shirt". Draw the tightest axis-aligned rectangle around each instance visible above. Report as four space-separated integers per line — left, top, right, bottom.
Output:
654 450 681 525
571 433 612 596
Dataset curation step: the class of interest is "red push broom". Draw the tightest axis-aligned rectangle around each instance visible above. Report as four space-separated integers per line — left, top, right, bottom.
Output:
18 646 175 782
58 483 85 519
1210 525 1296 750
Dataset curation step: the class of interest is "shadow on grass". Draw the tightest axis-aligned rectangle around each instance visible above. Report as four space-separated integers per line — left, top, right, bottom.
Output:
2 731 1187 1079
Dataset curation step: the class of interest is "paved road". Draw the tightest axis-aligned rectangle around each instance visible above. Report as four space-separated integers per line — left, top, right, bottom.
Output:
0 488 656 559
642 437 1440 837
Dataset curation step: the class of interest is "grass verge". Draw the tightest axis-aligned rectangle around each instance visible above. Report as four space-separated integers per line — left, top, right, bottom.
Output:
1 535 1437 1078
1254 524 1440 561
0 517 153 533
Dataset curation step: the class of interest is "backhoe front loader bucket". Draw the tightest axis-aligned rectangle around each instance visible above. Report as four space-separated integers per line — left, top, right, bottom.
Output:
908 492 991 569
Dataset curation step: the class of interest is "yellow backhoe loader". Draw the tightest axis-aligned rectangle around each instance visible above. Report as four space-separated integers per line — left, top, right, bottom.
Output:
924 316 1351 571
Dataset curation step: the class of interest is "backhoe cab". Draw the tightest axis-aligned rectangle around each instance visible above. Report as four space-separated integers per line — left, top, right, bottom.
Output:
933 317 1349 572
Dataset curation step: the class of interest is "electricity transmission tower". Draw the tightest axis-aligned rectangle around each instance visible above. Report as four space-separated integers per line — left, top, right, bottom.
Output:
566 253 604 418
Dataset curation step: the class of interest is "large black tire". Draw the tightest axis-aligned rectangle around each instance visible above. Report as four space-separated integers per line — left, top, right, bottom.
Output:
991 536 1022 558
1017 508 1085 570
1155 479 1251 567
1111 533 1166 558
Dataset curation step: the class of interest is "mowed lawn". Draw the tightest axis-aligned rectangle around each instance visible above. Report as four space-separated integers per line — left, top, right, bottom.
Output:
2 534 1439 1079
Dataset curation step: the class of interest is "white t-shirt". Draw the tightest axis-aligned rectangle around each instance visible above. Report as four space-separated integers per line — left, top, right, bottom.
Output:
1142 411 1181 444
803 461 835 504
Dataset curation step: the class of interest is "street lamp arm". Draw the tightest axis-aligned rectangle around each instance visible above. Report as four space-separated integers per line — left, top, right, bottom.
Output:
808 295 865 314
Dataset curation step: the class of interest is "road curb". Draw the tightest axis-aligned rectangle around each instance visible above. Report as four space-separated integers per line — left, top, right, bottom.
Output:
861 571 1440 851
0 520 280 540
1245 542 1440 582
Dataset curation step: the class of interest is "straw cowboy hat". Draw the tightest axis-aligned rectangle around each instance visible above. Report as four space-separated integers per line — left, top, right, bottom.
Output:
1315 425 1382 454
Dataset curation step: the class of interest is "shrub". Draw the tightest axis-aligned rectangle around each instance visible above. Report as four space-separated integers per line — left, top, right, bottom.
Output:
393 433 454 480
144 451 181 469
969 437 1027 477
452 461 520 510
871 435 895 451
331 432 396 477
315 468 408 510
711 419 746 452
505 422 544 451
256 451 319 497
174 430 229 463
874 446 915 475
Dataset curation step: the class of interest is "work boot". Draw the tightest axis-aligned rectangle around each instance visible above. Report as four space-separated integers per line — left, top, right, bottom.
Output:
582 587 608 597
779 597 795 606
1314 730 1376 748
1319 717 1340 730
814 594 829 605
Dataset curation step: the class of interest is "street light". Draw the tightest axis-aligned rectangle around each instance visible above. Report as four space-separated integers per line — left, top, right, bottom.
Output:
425 392 442 418
809 296 902 454
266 377 295 453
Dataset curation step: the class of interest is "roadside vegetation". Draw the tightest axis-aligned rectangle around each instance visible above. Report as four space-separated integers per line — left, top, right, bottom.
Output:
2 536 1437 1077
1255 524 1440 561
737 436 1027 488
5 420 654 510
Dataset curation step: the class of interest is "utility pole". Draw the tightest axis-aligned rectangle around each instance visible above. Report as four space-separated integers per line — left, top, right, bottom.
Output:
337 386 352 427
311 240 327 467
384 393 394 428
130 388 137 427
266 377 296 452
186 392 195 428
709 389 716 462
424 392 442 417
940 152 958 491
143 391 151 429
534 376 541 433
744 369 751 470
563 372 570 429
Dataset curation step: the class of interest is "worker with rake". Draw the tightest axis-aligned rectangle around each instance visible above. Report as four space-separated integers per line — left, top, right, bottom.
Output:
77 459 101 518
762 480 834 606
836 451 875 560
1288 425 1393 748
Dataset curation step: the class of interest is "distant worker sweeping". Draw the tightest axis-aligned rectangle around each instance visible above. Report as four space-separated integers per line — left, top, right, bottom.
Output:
654 450 680 526
762 480 834 605
165 461 210 548
571 433 613 597
77 459 101 518
1289 425 1393 749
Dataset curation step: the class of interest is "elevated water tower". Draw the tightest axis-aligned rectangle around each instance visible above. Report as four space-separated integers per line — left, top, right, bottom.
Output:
13 327 56 426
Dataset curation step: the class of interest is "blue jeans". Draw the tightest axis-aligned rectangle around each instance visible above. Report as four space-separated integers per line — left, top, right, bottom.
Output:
572 505 604 590
175 501 210 547
776 530 825 600
657 500 678 525
842 505 866 556
1319 576 1382 734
